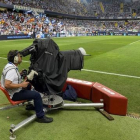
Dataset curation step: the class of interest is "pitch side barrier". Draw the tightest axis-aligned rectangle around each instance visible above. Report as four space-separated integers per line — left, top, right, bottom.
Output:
50 32 140 37
0 32 140 41
0 34 31 40
63 78 127 116
56 32 140 37
0 31 140 41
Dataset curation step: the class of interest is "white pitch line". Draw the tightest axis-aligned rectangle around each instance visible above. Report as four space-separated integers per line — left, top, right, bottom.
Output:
129 40 140 45
21 60 29 63
82 69 140 79
0 57 7 60
1 57 140 79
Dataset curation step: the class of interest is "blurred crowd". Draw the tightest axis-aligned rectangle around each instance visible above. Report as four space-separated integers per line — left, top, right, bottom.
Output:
0 0 87 16
96 0 140 18
0 0 140 17
0 10 65 36
0 10 140 36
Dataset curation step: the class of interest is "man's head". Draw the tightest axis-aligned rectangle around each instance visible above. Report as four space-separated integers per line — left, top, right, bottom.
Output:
7 50 22 64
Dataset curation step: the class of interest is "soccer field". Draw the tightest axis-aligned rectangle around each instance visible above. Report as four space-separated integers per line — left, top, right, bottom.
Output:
0 36 140 140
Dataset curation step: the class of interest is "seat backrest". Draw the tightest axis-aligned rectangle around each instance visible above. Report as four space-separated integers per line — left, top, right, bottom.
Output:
0 84 26 105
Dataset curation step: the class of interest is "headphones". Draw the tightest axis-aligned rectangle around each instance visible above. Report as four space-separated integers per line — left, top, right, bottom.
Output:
8 50 19 64
14 55 19 64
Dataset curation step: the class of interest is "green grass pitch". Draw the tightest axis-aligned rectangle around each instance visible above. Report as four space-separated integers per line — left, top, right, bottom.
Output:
0 36 140 140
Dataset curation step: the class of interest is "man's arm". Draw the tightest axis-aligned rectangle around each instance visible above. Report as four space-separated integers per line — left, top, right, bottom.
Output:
5 79 29 89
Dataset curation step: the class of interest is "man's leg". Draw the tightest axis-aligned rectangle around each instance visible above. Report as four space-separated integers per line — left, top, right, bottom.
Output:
12 90 53 123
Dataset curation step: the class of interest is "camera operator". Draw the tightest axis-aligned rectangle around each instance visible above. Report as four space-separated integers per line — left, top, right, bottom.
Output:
1 50 53 123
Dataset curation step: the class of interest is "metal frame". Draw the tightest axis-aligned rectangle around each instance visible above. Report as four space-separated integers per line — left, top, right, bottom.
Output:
0 100 34 110
0 103 25 110
63 103 103 108
10 114 36 140
0 95 114 140
9 102 104 140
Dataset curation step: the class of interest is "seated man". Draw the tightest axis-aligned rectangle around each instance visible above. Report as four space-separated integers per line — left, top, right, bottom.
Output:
1 50 53 123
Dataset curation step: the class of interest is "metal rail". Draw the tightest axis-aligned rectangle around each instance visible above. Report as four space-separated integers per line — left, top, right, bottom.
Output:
63 103 104 108
9 102 104 139
10 114 36 134
9 109 48 139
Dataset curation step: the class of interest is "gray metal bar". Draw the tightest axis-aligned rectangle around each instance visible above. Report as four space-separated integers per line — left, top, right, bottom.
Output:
10 114 36 133
0 105 18 110
0 104 24 110
9 102 103 135
0 101 33 110
63 103 104 108
10 108 48 134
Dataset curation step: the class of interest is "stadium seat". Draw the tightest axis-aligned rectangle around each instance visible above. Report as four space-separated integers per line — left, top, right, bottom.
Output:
0 84 26 105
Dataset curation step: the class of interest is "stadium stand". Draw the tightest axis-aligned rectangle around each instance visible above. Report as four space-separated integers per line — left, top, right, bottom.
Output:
0 0 140 17
0 0 140 38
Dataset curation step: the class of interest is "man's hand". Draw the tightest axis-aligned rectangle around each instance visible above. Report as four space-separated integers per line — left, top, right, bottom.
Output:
20 79 29 88
27 70 38 81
